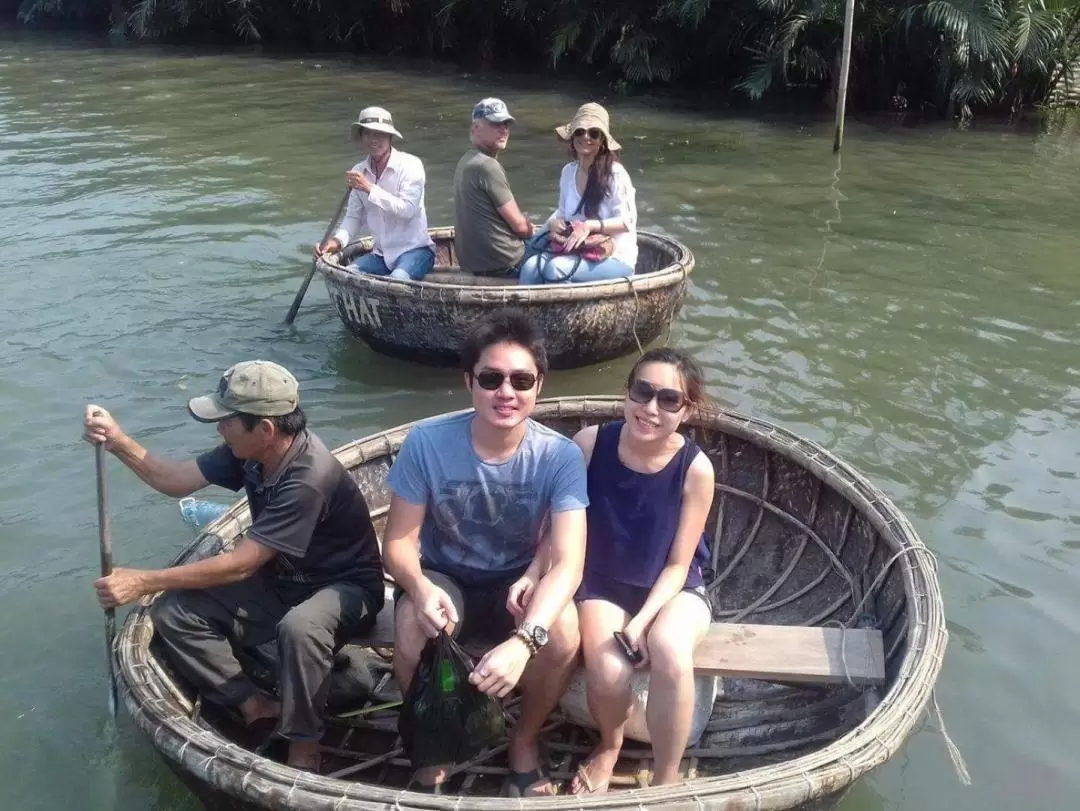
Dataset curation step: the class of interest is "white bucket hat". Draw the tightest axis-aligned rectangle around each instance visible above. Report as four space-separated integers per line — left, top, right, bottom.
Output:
554 102 621 152
350 106 403 139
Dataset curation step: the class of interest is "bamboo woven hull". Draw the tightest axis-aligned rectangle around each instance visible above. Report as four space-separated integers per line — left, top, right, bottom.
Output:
315 227 693 370
162 756 848 811
157 748 852 811
115 398 947 811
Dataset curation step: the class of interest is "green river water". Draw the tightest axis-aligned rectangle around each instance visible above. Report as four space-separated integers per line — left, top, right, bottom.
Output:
1 31 1078 811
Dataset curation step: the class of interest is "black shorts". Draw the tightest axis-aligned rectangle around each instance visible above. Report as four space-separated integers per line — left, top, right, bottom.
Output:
575 568 713 617
394 566 526 645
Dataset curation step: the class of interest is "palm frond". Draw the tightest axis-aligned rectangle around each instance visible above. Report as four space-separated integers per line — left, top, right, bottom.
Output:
915 0 1008 61
736 45 786 97
550 17 583 64
128 0 158 37
791 42 829 78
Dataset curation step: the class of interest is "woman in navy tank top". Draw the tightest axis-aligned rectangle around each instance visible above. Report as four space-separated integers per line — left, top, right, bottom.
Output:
568 348 715 794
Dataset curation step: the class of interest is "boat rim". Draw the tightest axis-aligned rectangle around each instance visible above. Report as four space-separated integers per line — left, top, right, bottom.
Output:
114 396 946 810
315 227 694 299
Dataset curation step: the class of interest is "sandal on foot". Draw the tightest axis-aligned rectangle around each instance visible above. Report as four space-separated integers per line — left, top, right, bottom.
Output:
571 761 611 795
505 767 556 798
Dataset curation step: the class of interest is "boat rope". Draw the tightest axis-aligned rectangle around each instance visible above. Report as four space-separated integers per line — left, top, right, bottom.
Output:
624 276 645 356
833 544 970 786
932 688 971 785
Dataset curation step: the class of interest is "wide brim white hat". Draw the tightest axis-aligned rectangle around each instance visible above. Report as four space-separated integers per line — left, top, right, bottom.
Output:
350 106 403 139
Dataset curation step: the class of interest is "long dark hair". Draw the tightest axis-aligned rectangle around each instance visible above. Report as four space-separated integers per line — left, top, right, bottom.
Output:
570 138 621 220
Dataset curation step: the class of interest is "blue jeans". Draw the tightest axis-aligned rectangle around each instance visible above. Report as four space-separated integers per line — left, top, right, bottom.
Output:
518 252 635 285
348 247 435 281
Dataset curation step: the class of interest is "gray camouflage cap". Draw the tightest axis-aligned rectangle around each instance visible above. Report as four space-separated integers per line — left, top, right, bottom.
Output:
472 97 515 124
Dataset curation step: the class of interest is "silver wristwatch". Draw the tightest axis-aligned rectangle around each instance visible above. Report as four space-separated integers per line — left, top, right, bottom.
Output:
518 621 549 650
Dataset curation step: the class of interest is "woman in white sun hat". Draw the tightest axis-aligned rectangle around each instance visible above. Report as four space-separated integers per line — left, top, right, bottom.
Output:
315 106 435 281
518 103 637 285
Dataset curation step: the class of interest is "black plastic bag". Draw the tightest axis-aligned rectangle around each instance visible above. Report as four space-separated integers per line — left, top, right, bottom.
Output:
398 631 506 768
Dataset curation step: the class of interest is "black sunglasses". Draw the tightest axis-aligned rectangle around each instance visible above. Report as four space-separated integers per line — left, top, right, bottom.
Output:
572 127 604 140
473 370 538 391
627 379 687 413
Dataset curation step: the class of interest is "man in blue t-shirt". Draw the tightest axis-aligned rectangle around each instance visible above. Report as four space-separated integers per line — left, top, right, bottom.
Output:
383 308 588 797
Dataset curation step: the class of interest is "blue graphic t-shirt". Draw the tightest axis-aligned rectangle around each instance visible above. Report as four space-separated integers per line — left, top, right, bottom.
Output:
386 411 589 584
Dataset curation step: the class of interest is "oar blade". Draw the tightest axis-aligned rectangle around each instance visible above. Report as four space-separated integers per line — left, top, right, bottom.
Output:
106 609 118 718
285 187 351 324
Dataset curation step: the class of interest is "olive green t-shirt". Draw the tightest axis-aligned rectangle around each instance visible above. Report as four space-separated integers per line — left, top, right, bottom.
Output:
453 147 525 275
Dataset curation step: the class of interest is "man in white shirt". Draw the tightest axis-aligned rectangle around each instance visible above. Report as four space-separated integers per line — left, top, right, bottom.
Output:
316 107 435 280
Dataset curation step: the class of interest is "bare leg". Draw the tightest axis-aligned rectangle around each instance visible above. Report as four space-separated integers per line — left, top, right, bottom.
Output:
508 603 581 795
391 594 430 698
238 692 280 725
644 592 712 785
569 600 633 795
287 739 321 770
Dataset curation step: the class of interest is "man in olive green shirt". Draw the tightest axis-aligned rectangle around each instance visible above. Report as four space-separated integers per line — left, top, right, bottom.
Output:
453 98 534 276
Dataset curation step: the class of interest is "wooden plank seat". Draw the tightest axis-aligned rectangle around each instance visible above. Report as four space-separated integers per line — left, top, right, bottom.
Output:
425 267 519 286
350 595 886 686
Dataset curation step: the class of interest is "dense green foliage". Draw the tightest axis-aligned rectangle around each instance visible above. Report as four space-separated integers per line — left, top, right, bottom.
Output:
12 0 1080 112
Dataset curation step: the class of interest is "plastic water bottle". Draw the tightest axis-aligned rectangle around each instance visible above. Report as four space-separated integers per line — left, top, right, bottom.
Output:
179 498 230 530
438 658 458 694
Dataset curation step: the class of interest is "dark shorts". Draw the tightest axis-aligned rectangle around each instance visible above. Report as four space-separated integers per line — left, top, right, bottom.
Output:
575 568 713 617
394 566 526 645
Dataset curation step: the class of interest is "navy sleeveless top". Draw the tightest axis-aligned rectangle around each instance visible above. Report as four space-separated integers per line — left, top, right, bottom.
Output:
584 421 710 588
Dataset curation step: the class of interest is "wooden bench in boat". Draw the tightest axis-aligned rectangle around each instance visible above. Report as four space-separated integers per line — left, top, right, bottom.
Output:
355 596 886 687
424 267 519 286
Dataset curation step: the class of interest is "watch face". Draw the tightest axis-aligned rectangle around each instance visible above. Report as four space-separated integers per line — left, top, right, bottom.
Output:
532 625 549 647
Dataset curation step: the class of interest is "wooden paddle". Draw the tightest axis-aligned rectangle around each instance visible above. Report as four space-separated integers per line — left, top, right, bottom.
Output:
94 438 119 718
285 187 352 325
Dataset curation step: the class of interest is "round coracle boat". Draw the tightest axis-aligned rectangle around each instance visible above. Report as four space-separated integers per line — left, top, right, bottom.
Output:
115 397 946 811
314 227 694 370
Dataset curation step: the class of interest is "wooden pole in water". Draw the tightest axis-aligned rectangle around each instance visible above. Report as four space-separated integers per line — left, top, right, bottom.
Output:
285 188 351 325
95 441 118 718
833 0 857 152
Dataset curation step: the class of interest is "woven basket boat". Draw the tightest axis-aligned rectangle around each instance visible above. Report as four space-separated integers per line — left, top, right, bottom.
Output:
115 397 946 811
313 227 693 370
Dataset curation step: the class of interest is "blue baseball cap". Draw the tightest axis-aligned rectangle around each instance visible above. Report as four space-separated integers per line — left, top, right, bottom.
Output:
472 98 515 124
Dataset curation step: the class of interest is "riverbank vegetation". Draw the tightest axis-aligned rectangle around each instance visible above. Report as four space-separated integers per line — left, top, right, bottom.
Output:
9 0 1080 114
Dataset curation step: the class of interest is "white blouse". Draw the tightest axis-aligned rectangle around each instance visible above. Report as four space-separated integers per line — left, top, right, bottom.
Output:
556 161 638 268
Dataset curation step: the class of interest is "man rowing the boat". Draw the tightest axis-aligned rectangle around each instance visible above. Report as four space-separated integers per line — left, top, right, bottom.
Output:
315 106 436 281
453 98 535 276
83 360 384 771
382 308 587 795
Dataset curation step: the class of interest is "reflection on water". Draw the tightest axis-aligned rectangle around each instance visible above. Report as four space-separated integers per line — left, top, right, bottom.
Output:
1 32 1079 811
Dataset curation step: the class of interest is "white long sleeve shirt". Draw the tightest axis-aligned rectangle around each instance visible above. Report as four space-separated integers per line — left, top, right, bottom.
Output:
332 148 434 266
556 161 638 268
